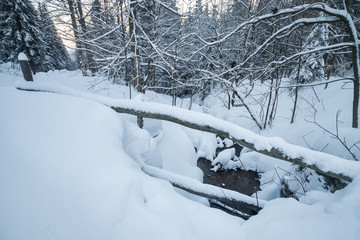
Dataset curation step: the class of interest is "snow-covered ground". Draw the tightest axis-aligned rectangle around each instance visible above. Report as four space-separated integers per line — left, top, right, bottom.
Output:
1 63 359 239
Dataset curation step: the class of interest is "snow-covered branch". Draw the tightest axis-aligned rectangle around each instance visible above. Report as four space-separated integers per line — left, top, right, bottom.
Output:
240 17 339 68
154 0 186 17
140 162 264 212
260 43 355 76
201 3 351 47
16 81 360 182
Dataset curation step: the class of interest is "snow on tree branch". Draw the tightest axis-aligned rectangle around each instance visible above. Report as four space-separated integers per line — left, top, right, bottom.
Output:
239 17 339 68
16 81 360 182
196 3 356 47
140 161 265 212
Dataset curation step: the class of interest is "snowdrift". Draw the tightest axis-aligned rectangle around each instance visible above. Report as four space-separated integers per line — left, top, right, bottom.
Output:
1 66 360 240
0 88 243 240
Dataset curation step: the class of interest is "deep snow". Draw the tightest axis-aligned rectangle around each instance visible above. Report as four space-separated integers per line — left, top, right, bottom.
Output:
1 63 360 239
0 85 243 240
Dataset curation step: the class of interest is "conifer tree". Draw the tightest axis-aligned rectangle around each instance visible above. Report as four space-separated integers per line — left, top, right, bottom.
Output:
0 0 48 73
290 21 329 83
38 3 73 70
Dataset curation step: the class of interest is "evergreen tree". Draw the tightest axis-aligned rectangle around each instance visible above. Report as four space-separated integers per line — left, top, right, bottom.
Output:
0 0 14 64
90 0 103 32
38 3 73 70
290 21 329 83
88 0 123 75
151 0 182 92
89 0 104 72
0 0 49 73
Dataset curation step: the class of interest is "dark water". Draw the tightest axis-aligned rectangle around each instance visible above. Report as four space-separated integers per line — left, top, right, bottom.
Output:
197 157 261 217
197 158 260 196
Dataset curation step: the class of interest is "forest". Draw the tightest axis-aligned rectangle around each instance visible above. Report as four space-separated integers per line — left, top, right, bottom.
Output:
1 0 360 239
1 0 360 128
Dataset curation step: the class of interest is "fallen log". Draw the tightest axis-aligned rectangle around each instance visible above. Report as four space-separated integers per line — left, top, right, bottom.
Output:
16 81 360 183
140 163 265 213
110 105 356 182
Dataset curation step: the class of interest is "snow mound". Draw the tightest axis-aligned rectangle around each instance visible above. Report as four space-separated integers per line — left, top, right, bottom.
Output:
0 87 243 240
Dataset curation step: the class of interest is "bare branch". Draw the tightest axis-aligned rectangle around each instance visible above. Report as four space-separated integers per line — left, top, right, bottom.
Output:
305 111 359 161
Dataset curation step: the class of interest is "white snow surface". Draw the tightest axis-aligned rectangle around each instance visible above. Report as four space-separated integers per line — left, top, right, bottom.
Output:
0 85 243 240
1 65 360 239
18 52 29 61
212 148 236 168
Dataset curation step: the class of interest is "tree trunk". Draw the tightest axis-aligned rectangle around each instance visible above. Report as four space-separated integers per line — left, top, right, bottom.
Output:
349 23 359 128
129 0 142 92
353 76 359 128
67 0 83 71
128 0 142 127
76 0 95 75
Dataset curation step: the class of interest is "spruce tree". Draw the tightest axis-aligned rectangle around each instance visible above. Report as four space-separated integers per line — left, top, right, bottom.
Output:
0 0 46 72
0 0 14 64
38 3 73 70
0 0 70 73
290 21 329 83
89 0 117 73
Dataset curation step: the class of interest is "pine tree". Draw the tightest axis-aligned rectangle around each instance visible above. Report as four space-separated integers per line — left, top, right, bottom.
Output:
0 0 14 64
0 0 48 73
38 3 73 70
151 0 181 90
90 0 103 33
88 0 103 72
290 21 329 83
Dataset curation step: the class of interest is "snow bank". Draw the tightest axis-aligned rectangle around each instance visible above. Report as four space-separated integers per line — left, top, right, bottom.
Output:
238 177 360 240
0 87 245 240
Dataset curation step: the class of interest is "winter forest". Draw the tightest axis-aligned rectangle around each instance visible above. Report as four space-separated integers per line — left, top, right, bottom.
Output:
1 0 360 239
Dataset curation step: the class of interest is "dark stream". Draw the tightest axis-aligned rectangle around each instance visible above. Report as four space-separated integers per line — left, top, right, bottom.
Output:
196 142 261 217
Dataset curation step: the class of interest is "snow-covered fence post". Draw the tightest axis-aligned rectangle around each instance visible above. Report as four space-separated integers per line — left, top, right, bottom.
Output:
18 53 33 82
137 116 144 129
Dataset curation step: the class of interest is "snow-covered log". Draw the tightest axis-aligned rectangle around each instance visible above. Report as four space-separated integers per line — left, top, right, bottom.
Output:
110 104 359 183
140 163 264 212
16 81 360 183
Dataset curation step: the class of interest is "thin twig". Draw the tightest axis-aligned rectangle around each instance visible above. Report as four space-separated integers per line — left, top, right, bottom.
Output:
305 111 359 161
